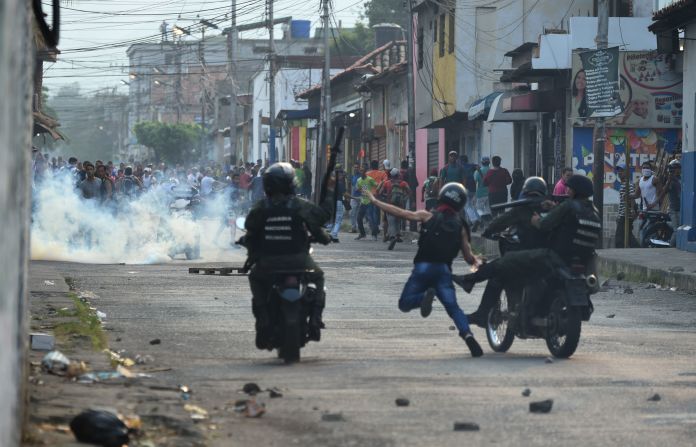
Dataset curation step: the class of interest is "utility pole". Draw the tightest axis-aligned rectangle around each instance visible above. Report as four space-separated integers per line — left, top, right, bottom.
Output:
405 0 417 227
316 0 332 202
268 0 277 164
227 0 238 164
200 26 207 157
593 0 608 246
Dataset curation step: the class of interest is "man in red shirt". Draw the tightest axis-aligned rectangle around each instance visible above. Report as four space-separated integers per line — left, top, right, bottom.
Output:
239 166 252 191
366 160 388 238
483 155 512 216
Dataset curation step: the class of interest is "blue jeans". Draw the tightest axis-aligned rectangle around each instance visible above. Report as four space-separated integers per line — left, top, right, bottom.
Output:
357 203 378 236
399 262 470 334
330 200 345 238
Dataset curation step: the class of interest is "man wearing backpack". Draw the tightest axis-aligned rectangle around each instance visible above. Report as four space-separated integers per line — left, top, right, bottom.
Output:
422 168 440 211
377 168 410 250
115 166 142 201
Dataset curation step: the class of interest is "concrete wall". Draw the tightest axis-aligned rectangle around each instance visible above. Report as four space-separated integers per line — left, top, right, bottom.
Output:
0 0 32 445
677 21 696 251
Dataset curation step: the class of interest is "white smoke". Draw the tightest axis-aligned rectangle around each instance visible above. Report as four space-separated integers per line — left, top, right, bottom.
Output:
30 171 247 264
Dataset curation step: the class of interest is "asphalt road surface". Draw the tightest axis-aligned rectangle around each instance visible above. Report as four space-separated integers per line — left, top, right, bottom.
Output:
33 235 696 446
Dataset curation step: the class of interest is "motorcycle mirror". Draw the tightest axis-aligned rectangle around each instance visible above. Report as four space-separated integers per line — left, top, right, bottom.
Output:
235 217 246 229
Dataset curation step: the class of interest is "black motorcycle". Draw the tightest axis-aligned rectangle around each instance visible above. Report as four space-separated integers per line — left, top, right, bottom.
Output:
485 233 599 358
639 210 673 248
236 218 322 364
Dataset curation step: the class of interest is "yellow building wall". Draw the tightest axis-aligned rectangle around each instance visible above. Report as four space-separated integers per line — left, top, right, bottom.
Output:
432 11 456 121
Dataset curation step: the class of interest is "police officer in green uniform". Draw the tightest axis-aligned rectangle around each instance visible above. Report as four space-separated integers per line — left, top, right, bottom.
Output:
462 177 552 327
456 175 600 292
243 163 333 349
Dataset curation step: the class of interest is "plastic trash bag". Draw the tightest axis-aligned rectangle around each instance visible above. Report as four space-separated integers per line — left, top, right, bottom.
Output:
70 409 130 447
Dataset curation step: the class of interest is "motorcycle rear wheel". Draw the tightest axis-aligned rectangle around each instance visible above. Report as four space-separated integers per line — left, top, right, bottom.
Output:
545 293 582 358
486 290 515 353
279 301 302 364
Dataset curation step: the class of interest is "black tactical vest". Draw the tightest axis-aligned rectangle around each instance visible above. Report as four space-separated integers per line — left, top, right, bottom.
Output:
258 198 309 256
414 210 466 265
551 200 601 263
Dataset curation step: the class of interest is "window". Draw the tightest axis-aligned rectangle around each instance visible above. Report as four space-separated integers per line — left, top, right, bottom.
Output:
439 14 445 57
448 13 455 54
433 19 437 43
417 27 424 69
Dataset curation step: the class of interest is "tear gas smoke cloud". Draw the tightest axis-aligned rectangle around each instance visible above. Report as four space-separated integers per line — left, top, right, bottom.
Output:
31 172 246 264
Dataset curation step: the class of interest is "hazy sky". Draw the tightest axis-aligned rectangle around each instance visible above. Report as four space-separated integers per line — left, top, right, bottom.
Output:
44 0 366 95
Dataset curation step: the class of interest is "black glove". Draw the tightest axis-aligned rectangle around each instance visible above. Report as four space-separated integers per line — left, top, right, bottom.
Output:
236 235 247 247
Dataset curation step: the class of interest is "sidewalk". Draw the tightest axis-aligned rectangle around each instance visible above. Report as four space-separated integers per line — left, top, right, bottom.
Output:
596 248 696 292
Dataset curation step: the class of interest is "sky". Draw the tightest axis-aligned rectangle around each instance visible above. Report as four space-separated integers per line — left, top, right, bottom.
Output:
44 0 366 96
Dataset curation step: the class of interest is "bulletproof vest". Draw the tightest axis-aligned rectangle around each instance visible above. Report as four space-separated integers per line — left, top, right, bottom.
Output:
515 205 548 250
258 198 309 256
414 210 464 265
551 200 601 263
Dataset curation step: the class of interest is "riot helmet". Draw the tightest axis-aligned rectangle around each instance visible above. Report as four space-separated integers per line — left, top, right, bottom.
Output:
263 162 295 196
437 182 468 211
521 176 547 198
565 174 593 199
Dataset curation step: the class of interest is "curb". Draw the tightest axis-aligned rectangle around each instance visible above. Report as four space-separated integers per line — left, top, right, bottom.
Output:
595 256 696 293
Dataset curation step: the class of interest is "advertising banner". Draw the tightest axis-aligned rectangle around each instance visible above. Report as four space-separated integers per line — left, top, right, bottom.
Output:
578 47 622 118
571 51 683 128
571 127 680 203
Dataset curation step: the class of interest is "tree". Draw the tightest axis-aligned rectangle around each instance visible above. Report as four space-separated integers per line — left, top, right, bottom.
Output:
134 121 202 164
331 22 374 57
362 0 410 29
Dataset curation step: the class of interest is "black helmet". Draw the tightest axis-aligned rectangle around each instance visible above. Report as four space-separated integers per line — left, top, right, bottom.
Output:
263 162 295 196
438 182 468 211
566 174 593 199
521 176 547 198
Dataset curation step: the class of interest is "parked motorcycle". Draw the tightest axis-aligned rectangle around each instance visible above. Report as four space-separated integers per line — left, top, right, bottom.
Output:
485 233 599 358
639 211 673 248
235 217 322 364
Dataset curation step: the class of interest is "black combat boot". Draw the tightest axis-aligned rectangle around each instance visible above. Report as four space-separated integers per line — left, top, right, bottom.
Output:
452 261 498 293
307 287 326 342
252 304 273 350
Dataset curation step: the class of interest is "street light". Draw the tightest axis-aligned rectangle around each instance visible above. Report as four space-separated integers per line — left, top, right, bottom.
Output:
120 80 130 86
154 80 171 87
129 73 137 80
172 25 190 36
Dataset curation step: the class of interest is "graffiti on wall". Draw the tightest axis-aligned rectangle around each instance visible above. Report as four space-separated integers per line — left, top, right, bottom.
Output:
572 127 680 203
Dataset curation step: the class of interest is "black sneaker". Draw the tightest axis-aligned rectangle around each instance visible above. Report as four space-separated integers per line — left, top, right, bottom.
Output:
420 288 435 318
463 332 484 357
388 237 397 251
452 274 475 293
331 237 340 243
355 234 366 240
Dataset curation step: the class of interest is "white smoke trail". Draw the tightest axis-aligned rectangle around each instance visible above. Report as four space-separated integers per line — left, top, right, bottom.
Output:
30 171 247 264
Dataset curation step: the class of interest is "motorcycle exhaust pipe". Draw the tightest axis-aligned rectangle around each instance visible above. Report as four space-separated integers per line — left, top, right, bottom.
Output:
586 274 600 293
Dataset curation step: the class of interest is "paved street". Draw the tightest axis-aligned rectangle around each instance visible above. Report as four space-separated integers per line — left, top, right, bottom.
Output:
31 235 696 446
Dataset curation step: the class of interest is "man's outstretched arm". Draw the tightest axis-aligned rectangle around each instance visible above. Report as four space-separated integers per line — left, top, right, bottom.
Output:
364 188 431 223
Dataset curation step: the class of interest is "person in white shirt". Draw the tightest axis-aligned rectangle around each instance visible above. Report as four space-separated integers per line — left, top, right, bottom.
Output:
200 169 215 196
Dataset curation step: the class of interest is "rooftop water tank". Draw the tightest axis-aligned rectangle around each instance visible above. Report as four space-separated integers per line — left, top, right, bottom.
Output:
291 20 311 39
373 23 403 47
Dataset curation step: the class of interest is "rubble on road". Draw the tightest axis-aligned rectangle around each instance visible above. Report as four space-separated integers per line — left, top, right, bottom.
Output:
453 422 480 431
529 399 553 413
648 393 661 402
70 409 130 447
395 398 410 407
41 350 70 375
522 388 531 397
243 382 262 395
321 412 344 422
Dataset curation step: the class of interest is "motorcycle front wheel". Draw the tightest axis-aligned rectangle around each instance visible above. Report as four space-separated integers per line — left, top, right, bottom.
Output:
545 292 582 358
486 290 515 353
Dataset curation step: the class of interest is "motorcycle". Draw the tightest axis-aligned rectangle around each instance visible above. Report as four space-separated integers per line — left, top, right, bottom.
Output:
235 217 322 364
484 232 599 358
639 210 673 248
164 185 202 260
